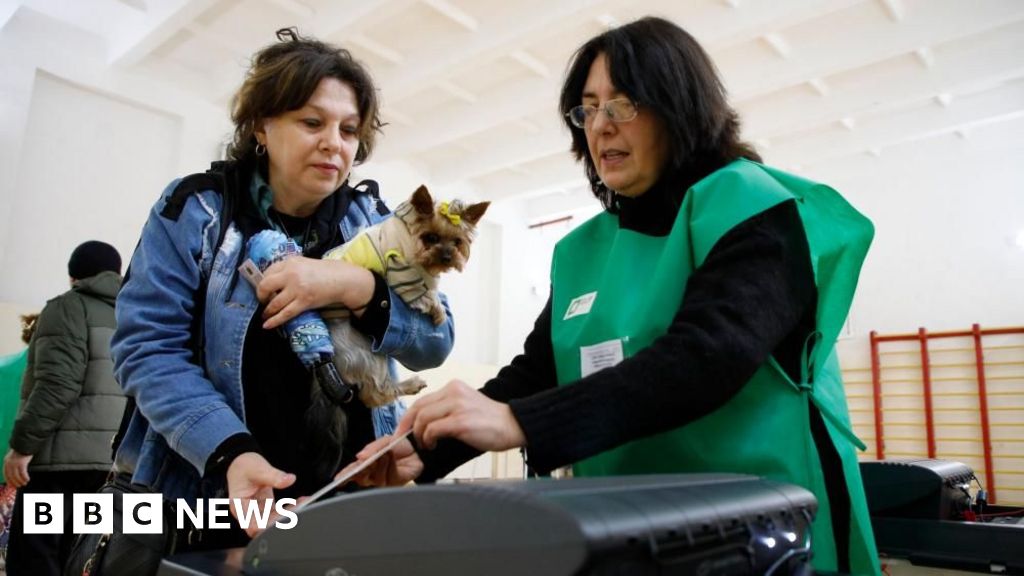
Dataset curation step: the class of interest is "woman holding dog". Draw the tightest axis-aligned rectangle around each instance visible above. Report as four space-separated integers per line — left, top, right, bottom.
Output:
354 16 879 575
110 28 454 553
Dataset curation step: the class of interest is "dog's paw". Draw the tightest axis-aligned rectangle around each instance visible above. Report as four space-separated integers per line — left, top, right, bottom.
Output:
430 304 446 326
398 376 428 396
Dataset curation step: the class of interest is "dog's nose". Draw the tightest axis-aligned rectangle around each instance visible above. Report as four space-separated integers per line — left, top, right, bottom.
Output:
440 251 452 263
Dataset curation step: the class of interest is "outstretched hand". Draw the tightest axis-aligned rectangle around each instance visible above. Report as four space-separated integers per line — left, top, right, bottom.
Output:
344 435 424 488
402 380 526 452
226 452 296 537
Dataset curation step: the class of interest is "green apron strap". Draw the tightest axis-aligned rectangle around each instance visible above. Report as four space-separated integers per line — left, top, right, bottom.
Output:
801 332 867 451
775 331 866 451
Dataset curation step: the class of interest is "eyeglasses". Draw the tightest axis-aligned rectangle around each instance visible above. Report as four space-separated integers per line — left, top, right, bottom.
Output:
565 98 639 129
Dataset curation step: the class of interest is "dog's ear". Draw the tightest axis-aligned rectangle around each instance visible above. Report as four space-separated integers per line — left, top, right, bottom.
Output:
460 201 490 226
411 185 434 216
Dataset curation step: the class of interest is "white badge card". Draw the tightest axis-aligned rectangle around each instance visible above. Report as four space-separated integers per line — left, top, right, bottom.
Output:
580 339 625 378
563 291 597 320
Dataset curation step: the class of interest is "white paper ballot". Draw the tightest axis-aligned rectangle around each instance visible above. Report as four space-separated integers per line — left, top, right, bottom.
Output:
292 430 413 513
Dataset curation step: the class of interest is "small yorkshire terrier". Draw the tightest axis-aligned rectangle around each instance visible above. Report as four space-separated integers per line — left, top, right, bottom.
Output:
321 185 489 408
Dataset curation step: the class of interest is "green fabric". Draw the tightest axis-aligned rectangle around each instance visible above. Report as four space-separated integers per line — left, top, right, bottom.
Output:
250 168 277 228
10 271 126 471
0 348 28 483
550 159 879 574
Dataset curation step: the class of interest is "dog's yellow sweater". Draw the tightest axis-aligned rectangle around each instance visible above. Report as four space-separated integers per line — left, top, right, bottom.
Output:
323 204 435 308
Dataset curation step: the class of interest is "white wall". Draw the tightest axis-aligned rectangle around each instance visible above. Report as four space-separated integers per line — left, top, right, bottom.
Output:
0 70 182 305
817 119 1024 367
0 7 227 314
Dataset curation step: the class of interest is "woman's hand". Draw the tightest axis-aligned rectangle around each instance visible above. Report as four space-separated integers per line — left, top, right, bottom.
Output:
402 380 526 452
257 257 374 329
344 435 424 487
226 452 296 537
3 449 33 489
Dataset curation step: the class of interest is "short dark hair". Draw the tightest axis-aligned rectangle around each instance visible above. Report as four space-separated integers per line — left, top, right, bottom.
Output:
227 28 383 164
559 16 761 211
68 240 122 280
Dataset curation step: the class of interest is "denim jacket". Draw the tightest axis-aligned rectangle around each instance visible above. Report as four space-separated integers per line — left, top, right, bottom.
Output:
111 166 454 500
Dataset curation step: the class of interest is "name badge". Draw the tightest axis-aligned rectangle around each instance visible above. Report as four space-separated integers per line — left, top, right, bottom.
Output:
564 291 597 320
580 339 624 378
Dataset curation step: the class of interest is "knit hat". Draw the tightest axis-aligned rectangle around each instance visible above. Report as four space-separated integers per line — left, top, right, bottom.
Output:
68 240 122 280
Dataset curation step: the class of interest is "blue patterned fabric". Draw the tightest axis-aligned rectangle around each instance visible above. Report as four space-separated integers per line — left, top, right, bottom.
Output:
246 230 335 368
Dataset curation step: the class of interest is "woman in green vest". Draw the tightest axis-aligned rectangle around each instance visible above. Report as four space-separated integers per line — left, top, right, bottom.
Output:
351 16 879 575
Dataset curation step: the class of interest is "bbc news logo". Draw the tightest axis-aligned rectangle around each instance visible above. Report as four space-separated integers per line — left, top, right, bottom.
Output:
23 494 298 534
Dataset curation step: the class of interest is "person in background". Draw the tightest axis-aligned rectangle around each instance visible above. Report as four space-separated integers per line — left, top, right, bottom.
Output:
0 314 36 567
4 241 125 576
353 16 879 575
1 315 35 483
110 28 453 553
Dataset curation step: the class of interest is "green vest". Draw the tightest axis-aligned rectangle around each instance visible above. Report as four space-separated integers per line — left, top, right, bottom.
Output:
0 348 28 483
550 159 879 574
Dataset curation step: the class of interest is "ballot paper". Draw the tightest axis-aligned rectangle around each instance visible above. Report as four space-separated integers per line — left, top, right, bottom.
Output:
292 430 413 513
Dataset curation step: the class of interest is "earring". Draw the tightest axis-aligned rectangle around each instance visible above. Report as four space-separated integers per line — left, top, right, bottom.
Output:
255 143 266 156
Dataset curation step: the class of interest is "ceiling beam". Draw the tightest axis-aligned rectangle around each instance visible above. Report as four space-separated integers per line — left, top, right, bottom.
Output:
436 79 478 104
761 33 791 58
108 0 220 66
431 125 571 184
376 0 611 103
184 22 249 59
377 74 555 159
384 0 867 160
741 21 1024 140
727 0 1024 100
207 0 417 103
471 153 585 203
768 79 1024 166
510 49 551 78
349 33 405 65
699 0 862 52
310 0 417 41
877 0 905 22
23 0 139 39
420 0 478 32
262 0 315 19
417 0 1024 207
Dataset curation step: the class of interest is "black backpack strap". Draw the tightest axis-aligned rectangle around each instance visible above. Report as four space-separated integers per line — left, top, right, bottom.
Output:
351 179 389 216
159 172 224 221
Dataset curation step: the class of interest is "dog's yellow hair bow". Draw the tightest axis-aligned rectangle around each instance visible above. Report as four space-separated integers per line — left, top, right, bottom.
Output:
439 202 462 226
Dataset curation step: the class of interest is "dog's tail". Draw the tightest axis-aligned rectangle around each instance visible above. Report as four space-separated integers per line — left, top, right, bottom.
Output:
304 381 349 484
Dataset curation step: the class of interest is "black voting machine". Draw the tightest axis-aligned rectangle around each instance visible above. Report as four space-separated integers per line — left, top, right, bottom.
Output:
861 459 1024 574
159 473 817 575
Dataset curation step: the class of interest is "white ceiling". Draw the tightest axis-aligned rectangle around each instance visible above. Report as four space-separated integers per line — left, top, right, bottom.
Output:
11 0 1024 220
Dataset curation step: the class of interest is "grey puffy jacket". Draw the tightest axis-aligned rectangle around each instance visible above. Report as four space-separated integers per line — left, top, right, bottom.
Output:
10 271 126 471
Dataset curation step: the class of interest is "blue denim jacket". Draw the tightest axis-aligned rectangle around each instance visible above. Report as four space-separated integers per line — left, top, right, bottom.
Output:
111 172 454 500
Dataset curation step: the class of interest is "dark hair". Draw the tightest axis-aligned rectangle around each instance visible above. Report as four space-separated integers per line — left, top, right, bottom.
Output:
559 16 761 211
227 28 383 164
20 313 38 345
